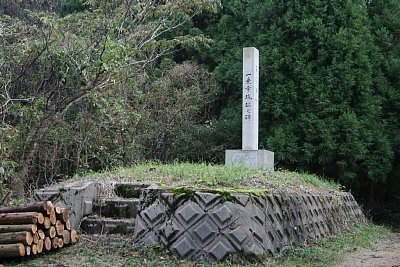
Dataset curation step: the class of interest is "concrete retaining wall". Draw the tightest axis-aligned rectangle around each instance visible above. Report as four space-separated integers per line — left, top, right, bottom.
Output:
134 189 366 261
33 180 366 261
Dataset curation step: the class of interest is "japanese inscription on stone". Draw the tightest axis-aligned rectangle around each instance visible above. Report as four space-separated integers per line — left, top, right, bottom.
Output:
242 47 259 150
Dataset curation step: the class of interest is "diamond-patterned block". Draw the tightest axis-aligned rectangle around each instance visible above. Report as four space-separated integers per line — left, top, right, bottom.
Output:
243 242 264 256
142 201 165 226
133 187 366 261
192 217 218 245
204 236 234 261
141 231 158 245
210 204 232 228
228 227 249 250
170 235 200 259
194 192 220 210
158 217 184 245
232 193 250 207
134 217 149 241
251 204 265 226
175 201 205 228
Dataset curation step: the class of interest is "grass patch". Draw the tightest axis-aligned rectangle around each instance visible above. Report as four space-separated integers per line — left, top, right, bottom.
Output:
73 162 338 192
2 223 389 267
266 223 389 267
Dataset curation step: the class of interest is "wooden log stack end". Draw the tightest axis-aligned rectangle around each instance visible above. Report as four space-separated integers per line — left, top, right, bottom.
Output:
31 244 37 255
0 224 37 234
37 229 45 240
62 230 71 245
26 245 31 256
45 226 56 239
0 204 77 258
0 201 51 214
43 217 51 229
56 208 70 223
57 237 64 248
44 237 52 251
33 233 39 244
0 212 41 225
49 210 56 225
70 229 78 243
65 220 71 231
51 238 58 249
37 239 44 253
0 243 25 257
45 201 54 215
55 220 65 236
37 213 44 225
0 231 33 246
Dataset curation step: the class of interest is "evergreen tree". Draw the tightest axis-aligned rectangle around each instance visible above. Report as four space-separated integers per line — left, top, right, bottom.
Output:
198 0 397 197
254 1 393 182
365 0 400 208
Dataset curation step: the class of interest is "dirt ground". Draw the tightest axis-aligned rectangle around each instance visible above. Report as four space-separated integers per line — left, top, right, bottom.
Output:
337 231 400 267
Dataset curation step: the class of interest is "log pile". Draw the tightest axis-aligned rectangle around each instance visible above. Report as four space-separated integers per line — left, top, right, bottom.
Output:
0 201 78 258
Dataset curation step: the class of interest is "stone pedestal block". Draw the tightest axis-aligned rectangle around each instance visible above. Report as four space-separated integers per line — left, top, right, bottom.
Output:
225 150 274 170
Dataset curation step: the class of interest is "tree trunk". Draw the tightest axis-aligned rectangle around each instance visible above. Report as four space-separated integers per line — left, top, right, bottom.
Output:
70 229 78 243
0 231 33 245
51 237 58 249
31 243 37 255
0 243 25 257
0 224 37 234
56 208 69 223
44 226 56 238
37 239 43 253
43 216 51 229
26 245 31 256
55 220 64 236
33 233 39 244
0 201 53 215
44 236 51 251
56 237 63 248
65 220 71 231
49 209 56 225
0 212 42 225
62 230 70 245
37 229 45 240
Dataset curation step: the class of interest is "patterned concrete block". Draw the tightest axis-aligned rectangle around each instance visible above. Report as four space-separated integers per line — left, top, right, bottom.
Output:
203 236 235 261
170 234 200 259
134 188 366 261
175 201 205 229
33 180 101 229
41 181 366 261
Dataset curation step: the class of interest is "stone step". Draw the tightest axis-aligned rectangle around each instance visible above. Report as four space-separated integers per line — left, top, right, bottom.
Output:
93 198 140 219
80 216 135 235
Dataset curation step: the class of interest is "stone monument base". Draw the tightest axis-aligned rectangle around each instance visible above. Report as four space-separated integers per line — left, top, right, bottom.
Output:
225 149 274 170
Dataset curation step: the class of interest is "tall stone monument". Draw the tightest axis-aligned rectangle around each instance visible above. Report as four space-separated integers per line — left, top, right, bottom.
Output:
225 47 274 170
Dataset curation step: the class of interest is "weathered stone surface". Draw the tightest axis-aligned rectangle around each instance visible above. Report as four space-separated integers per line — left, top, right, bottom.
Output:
33 181 100 229
80 216 135 235
93 198 139 218
225 149 274 170
242 47 259 151
134 188 366 261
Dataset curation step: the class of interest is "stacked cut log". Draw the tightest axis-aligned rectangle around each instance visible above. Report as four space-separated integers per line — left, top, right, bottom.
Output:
0 201 78 258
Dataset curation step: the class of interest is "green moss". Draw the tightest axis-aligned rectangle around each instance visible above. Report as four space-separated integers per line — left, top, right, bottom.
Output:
161 186 268 203
167 187 195 198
